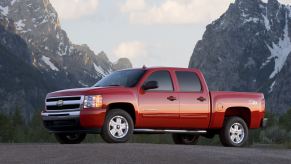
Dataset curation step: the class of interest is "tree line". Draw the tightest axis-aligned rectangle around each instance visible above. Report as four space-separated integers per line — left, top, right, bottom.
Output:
0 108 290 148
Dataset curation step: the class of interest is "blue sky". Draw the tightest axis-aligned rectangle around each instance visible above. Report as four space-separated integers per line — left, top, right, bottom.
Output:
50 0 291 67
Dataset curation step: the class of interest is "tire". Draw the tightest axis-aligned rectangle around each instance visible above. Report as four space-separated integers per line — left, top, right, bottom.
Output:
172 133 200 145
101 109 134 143
54 133 86 144
219 117 248 147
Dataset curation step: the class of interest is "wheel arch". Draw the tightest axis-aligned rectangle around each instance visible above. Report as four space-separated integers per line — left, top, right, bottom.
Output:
224 106 251 127
107 102 136 125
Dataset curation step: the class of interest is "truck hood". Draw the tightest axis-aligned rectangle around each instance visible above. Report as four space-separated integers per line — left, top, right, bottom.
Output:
46 86 130 98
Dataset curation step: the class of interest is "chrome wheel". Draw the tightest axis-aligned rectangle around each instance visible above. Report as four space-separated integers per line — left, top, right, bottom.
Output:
229 123 244 144
109 115 129 139
101 109 133 143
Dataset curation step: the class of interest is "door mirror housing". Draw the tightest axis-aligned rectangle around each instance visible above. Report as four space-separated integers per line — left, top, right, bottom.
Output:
142 81 159 90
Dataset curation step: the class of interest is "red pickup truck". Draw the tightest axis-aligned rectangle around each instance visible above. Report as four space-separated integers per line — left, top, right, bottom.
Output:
42 67 267 147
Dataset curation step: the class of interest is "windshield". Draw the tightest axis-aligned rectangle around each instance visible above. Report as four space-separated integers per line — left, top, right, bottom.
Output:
94 69 146 87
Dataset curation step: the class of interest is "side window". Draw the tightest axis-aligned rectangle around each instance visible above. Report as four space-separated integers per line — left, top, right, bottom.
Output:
176 71 202 92
144 71 173 91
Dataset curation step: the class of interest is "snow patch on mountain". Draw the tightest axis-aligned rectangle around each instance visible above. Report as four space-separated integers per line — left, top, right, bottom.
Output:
262 14 291 79
262 14 271 31
93 63 106 77
41 56 59 71
244 17 260 24
0 5 9 16
15 20 25 31
269 81 276 93
261 4 271 31
57 42 67 56
11 0 17 5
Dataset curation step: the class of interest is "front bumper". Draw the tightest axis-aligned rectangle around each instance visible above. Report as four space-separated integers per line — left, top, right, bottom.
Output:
41 111 101 134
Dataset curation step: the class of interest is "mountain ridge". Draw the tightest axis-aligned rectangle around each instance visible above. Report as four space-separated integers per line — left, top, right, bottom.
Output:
189 0 291 114
0 0 132 117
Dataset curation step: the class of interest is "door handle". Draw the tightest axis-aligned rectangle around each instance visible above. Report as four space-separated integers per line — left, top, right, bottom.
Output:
167 96 177 101
197 97 206 102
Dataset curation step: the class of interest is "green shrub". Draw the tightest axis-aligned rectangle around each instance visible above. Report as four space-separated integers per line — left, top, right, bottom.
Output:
261 126 287 144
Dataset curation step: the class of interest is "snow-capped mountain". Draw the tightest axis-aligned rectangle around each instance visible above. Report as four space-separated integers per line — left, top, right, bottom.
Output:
0 13 53 117
0 0 132 117
0 0 131 86
189 0 291 114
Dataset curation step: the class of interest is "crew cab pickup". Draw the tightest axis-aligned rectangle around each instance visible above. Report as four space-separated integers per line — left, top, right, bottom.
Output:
41 67 267 147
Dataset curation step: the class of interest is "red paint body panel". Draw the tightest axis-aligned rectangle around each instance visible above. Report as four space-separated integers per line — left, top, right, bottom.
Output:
209 91 265 129
44 67 266 131
80 108 106 128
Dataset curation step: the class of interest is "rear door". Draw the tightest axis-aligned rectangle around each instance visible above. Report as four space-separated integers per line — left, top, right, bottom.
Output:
138 70 180 128
175 71 210 129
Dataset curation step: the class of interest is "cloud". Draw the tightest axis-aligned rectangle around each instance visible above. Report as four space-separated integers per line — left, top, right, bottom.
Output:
121 0 146 12
50 0 99 20
113 41 147 59
121 0 234 25
278 0 291 4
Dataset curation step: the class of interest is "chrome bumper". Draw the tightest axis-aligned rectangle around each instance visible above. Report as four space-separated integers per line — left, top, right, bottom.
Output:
42 110 101 134
42 111 81 133
41 111 80 120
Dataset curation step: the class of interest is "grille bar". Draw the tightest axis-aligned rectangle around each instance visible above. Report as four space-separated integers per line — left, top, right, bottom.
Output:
46 100 82 106
46 97 81 102
45 96 83 111
46 104 80 110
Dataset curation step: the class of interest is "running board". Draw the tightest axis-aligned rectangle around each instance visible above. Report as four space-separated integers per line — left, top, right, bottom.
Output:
134 129 207 134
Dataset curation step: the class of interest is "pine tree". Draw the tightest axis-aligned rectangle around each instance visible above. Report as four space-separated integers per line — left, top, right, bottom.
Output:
279 108 291 131
0 113 13 142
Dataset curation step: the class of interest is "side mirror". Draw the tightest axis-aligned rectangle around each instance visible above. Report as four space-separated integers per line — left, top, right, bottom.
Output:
142 81 159 90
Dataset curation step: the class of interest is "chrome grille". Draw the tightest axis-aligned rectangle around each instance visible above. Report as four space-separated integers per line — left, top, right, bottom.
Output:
45 96 84 112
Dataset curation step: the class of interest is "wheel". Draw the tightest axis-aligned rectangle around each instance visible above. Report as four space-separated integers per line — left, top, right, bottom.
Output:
101 109 133 143
172 133 200 145
54 133 86 144
219 117 248 147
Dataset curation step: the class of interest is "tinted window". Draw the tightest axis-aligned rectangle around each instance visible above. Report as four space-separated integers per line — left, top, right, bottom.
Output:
144 71 173 91
94 69 145 87
176 71 201 92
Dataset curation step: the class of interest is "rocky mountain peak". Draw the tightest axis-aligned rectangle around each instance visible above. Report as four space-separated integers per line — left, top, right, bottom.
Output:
113 58 133 71
189 0 291 114
96 51 110 61
1 0 60 35
267 0 280 7
234 0 262 8
0 0 132 117
1 0 131 79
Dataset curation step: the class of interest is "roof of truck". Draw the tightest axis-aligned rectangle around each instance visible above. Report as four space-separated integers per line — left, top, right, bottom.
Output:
143 66 199 71
118 66 200 72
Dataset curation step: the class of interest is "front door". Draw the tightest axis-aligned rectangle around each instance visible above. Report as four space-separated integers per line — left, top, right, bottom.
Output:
138 70 180 128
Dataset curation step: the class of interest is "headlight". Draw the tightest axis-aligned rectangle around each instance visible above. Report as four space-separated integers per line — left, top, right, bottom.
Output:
83 95 103 109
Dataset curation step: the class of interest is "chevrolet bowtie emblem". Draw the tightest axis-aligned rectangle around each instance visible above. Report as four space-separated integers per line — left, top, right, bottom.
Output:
56 100 64 107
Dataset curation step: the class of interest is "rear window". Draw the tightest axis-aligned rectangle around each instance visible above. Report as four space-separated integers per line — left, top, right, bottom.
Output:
176 71 201 92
